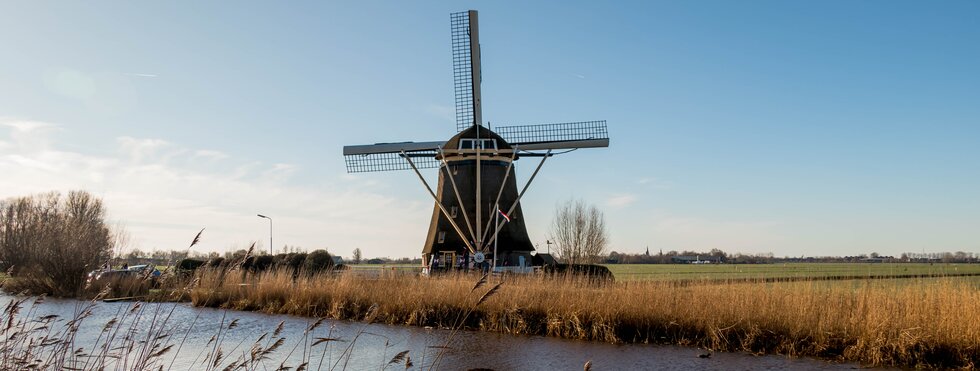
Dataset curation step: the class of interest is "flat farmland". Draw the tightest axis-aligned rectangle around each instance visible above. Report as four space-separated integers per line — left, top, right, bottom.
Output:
605 263 980 281
338 262 980 283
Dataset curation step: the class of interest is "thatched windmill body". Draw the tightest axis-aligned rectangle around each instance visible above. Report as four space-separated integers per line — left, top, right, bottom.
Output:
343 10 609 272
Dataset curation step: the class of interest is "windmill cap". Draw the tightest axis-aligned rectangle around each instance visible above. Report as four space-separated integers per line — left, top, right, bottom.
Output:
443 125 513 151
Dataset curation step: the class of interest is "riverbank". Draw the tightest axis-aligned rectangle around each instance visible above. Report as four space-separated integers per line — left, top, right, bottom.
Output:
189 268 978 368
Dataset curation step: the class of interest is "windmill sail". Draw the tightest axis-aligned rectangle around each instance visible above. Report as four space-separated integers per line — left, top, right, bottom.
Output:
451 10 482 132
342 120 610 172
497 120 610 150
343 141 443 173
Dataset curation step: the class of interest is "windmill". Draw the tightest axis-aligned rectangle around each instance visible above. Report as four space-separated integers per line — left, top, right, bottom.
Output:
342 10 609 273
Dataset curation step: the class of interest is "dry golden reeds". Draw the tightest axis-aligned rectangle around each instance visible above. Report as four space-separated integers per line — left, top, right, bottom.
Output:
188 269 979 368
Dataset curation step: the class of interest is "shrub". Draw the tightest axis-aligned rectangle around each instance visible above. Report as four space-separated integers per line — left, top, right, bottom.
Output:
544 264 614 282
0 191 115 296
274 252 306 271
287 253 307 270
271 253 291 267
302 249 333 274
177 258 206 272
252 255 275 272
206 257 225 268
239 255 275 272
239 256 255 270
272 252 308 276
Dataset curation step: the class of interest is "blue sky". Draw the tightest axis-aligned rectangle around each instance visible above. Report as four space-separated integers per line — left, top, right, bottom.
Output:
1 1 977 258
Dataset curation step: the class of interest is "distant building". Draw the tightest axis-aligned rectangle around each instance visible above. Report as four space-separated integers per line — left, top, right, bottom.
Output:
672 255 724 264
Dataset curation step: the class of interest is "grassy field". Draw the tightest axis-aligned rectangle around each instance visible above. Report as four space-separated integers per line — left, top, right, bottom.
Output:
604 263 980 281
346 263 419 271
340 262 980 282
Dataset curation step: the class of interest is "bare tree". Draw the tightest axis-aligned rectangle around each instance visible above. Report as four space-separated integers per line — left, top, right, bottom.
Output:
550 198 609 265
0 191 115 296
127 248 145 261
352 248 362 264
107 222 132 258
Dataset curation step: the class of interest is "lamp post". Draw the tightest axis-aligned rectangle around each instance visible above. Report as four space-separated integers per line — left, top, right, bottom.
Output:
257 214 272 255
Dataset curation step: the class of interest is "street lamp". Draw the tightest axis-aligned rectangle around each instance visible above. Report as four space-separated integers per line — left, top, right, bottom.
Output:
257 214 272 255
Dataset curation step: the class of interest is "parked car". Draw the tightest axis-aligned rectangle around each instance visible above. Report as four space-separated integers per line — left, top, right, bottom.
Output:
126 264 162 277
86 264 161 284
87 269 136 283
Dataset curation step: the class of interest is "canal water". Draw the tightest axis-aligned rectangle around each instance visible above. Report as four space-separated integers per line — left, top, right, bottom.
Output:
1 295 871 370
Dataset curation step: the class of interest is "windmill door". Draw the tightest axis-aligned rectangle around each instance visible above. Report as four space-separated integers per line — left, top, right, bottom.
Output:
440 252 456 271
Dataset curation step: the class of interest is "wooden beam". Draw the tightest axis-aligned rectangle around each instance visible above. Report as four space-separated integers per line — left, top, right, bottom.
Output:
479 147 518 246
485 150 551 248
438 147 477 245
402 151 476 255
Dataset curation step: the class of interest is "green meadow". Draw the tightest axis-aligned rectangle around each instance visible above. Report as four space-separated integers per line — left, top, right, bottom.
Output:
604 262 980 281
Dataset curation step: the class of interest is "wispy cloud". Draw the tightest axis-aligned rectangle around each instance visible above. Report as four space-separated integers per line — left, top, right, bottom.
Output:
117 136 172 163
194 149 229 161
606 193 638 208
2 120 56 132
124 72 159 78
0 119 428 255
263 163 298 179
637 177 673 189
1 119 61 151
570 73 586 79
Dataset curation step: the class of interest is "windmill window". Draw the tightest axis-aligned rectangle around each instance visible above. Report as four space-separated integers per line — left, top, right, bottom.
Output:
450 206 458 218
437 231 446 243
459 139 497 150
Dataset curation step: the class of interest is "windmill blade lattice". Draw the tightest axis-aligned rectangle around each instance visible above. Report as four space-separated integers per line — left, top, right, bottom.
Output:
497 121 609 149
344 151 441 173
451 11 480 132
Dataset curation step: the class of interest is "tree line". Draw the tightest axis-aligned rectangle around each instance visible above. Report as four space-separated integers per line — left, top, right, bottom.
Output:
602 250 979 264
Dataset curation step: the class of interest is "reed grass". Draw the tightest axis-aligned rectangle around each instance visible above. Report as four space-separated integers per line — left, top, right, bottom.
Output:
1 223 430 370
0 283 421 370
190 269 979 368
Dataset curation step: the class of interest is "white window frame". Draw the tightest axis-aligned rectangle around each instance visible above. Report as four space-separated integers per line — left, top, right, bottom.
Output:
459 139 497 150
